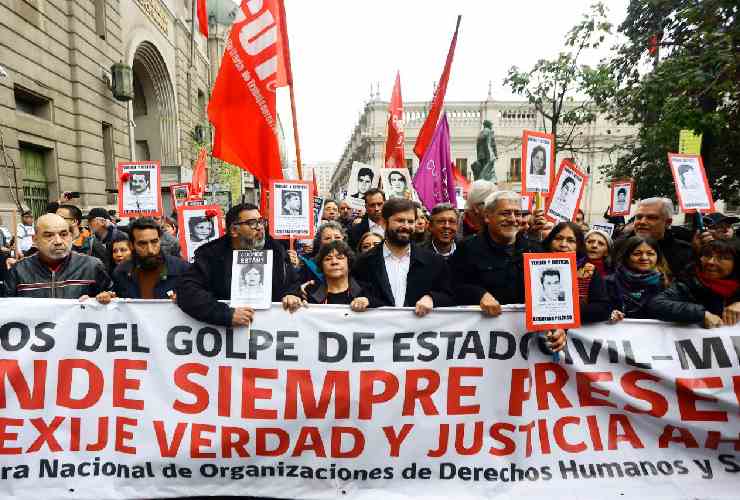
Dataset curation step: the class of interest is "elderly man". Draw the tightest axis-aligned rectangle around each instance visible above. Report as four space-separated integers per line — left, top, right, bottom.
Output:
176 203 301 327
461 179 496 237
450 190 542 315
616 197 692 276
422 203 459 259
5 213 110 298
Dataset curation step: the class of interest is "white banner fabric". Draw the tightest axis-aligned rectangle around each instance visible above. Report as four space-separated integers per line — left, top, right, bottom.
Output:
0 299 738 500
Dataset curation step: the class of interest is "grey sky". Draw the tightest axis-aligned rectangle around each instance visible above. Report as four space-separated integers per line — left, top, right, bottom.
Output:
260 1 629 163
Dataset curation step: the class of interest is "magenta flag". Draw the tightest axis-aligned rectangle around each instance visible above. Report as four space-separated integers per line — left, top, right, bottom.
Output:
412 114 456 211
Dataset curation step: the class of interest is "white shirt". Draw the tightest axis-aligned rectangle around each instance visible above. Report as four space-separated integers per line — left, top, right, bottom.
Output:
383 243 410 307
432 240 456 258
368 219 385 238
17 224 34 252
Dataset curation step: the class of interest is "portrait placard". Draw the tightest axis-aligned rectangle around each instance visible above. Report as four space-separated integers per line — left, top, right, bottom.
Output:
269 180 314 240
609 179 634 217
346 162 380 210
117 161 163 217
177 204 225 263
313 196 324 228
545 160 587 224
381 168 412 200
230 250 273 310
524 252 581 331
521 195 533 213
591 221 615 238
184 199 206 207
668 153 715 213
169 183 190 210
521 130 555 195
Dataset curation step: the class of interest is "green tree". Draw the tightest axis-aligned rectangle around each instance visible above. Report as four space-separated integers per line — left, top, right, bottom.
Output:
504 3 614 157
598 0 740 203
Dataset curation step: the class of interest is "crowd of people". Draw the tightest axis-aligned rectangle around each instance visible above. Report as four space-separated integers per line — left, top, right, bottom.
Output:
1 180 739 354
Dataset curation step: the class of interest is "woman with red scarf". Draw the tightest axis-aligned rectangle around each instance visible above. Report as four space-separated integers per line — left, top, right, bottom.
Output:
649 239 740 328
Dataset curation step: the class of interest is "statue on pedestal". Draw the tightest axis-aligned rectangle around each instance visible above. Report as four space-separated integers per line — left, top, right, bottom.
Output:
471 120 498 182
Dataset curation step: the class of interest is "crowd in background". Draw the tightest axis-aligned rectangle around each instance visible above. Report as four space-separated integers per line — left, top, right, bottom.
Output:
1 179 739 353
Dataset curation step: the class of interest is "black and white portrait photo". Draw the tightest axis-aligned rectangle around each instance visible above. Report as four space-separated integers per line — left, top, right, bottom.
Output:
270 180 313 240
545 161 586 224
381 168 411 199
230 250 273 310
281 190 303 216
118 161 162 217
346 162 379 210
522 130 554 194
524 253 580 331
610 180 633 216
178 205 224 263
668 154 715 213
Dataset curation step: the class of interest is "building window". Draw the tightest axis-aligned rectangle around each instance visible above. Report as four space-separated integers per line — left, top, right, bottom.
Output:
455 158 468 177
20 144 49 218
508 158 522 182
197 89 206 119
94 0 107 39
14 86 51 120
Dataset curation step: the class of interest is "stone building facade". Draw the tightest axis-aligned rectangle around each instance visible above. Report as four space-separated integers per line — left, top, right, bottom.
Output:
0 0 226 220
330 95 638 222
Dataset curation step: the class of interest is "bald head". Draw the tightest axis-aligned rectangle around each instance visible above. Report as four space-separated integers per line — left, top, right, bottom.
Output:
34 213 72 261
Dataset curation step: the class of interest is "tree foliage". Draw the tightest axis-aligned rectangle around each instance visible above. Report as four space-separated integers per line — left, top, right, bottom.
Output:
598 0 740 203
503 3 614 156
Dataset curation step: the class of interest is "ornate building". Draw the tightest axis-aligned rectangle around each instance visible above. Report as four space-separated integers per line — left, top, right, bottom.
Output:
330 92 638 221
0 0 255 218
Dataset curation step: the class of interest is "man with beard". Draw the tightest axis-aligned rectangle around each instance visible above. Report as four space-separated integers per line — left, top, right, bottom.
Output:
450 191 542 315
352 198 453 316
94 218 188 301
5 213 110 298
176 203 301 327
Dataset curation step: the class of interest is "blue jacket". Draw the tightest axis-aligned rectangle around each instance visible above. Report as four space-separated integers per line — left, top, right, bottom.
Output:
112 255 189 299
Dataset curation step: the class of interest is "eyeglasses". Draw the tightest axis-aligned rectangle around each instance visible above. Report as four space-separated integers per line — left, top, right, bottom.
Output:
233 218 266 229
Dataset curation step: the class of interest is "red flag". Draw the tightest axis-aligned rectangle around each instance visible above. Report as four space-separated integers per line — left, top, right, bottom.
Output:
413 16 461 159
452 164 470 194
384 71 405 168
311 169 318 197
197 0 208 37
190 147 208 198
208 0 291 185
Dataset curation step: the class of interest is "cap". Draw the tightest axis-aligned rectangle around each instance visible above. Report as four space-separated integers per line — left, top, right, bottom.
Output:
703 212 740 227
87 207 111 221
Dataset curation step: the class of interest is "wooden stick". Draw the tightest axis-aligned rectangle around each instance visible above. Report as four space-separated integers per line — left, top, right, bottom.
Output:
288 82 302 180
10 209 19 258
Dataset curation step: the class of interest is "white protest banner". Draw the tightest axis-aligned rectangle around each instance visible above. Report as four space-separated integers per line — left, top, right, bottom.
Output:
0 299 738 500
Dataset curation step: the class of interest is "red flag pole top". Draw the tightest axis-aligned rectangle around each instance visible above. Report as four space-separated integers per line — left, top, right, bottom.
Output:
208 0 292 185
414 15 461 159
197 0 208 37
384 71 405 168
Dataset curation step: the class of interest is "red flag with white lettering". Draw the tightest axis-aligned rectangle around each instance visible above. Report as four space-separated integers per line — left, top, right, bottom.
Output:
197 0 208 37
208 0 292 184
384 71 405 168
413 16 461 159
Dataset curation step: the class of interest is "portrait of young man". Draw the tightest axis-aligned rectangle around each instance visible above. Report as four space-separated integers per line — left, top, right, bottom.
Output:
281 190 303 216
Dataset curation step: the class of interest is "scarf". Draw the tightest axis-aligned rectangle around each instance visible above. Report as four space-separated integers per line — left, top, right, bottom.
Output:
697 272 740 299
614 265 664 314
588 258 607 278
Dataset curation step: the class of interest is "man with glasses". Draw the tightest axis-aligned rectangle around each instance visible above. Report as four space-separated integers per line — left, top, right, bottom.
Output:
176 203 301 327
421 203 459 260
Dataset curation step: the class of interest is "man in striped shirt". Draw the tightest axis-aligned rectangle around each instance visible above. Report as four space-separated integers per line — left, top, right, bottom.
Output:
4 213 110 298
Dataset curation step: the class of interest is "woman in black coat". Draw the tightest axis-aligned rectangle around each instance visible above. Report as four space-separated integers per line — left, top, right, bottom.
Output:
649 239 740 328
605 235 669 321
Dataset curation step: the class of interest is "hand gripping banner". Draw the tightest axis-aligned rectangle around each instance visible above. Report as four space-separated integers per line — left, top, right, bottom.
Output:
0 299 738 499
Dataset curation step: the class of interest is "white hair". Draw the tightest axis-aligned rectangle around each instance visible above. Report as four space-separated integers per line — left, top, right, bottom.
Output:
638 197 673 219
484 190 520 213
465 180 497 210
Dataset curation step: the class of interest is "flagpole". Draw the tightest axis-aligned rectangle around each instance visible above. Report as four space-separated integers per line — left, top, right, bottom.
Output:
278 0 302 180
289 83 303 180
189 0 196 68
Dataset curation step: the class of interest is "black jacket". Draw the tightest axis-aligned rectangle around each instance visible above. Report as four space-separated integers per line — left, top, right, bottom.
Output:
112 255 189 299
449 230 542 305
305 277 380 306
352 243 454 308
348 216 371 251
616 229 693 278
579 269 611 323
648 276 740 324
604 273 664 320
176 235 298 326
73 235 110 271
5 252 110 298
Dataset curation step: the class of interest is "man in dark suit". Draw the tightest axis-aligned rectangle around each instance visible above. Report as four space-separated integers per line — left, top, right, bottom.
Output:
352 198 453 316
348 188 386 250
